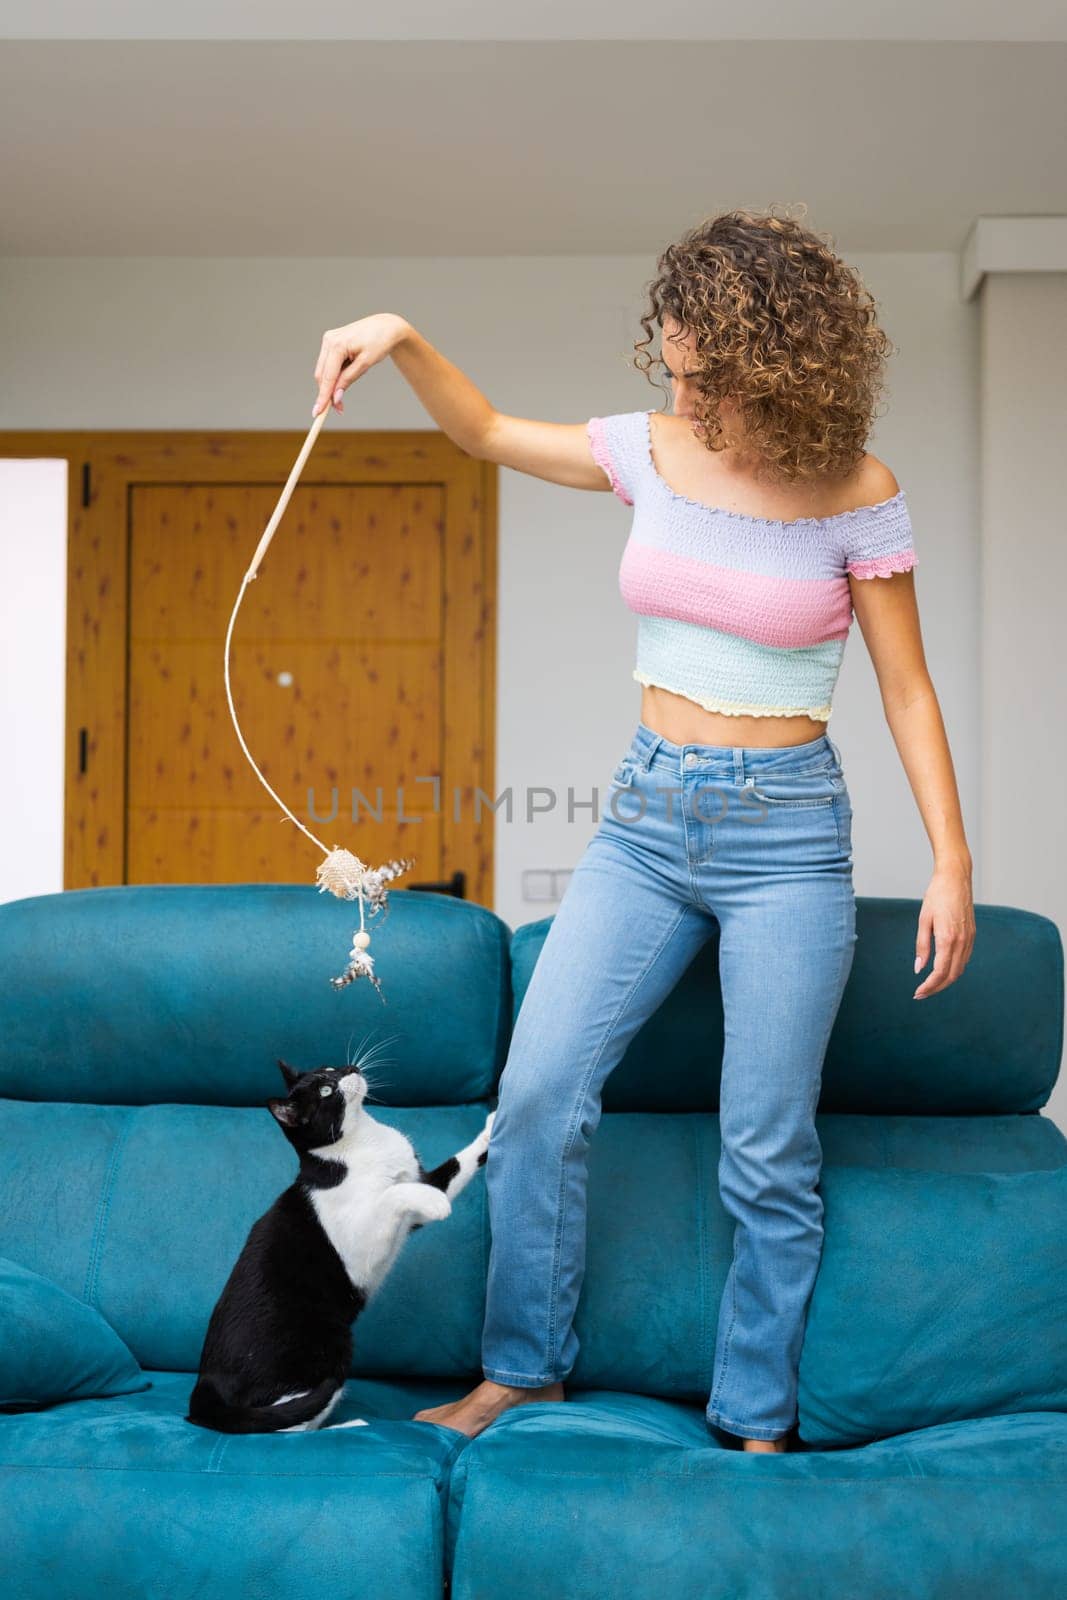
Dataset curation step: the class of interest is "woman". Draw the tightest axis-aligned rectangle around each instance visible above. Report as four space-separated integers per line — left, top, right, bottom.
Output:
311 208 975 1453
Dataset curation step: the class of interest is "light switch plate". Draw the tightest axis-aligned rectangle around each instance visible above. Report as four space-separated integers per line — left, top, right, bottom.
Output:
521 870 557 902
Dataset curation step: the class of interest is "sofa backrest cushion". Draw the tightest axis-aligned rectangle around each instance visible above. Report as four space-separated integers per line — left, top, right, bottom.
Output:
511 900 1064 1114
797 1163 1067 1447
0 886 512 1106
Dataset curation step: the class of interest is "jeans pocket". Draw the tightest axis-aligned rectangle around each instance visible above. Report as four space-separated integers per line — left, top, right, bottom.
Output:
746 767 845 809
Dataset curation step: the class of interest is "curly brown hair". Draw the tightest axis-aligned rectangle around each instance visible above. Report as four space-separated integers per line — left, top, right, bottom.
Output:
634 205 896 485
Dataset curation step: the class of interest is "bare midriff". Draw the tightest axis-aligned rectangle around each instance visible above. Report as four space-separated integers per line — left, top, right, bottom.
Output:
639 683 827 750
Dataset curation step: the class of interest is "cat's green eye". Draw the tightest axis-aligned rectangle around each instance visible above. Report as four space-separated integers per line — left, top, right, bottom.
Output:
319 1085 334 1097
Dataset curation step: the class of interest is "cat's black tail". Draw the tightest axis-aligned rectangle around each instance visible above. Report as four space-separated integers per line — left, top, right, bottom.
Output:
186 1375 341 1434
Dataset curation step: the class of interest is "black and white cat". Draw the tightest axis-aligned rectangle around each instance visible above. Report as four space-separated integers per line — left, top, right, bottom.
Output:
187 1057 494 1434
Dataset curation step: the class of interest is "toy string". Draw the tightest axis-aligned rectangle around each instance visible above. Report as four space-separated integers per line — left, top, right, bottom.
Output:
222 405 364 936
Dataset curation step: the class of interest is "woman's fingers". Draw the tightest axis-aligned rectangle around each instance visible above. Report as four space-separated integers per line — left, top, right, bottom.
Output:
913 905 933 978
313 332 337 396
313 316 397 415
329 357 368 412
316 312 404 412
913 908 974 998
313 342 348 416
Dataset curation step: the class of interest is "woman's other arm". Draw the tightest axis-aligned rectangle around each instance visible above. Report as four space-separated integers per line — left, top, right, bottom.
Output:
847 459 975 999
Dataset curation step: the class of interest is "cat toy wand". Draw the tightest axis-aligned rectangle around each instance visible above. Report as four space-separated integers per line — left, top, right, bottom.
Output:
222 402 415 999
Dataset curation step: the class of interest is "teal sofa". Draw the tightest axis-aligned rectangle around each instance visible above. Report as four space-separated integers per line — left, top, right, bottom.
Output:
0 883 1064 1600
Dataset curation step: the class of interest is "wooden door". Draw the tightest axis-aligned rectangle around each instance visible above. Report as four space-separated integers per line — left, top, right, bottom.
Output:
0 428 497 907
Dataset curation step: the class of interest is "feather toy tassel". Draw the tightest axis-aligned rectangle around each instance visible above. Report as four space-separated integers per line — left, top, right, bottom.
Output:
316 849 416 995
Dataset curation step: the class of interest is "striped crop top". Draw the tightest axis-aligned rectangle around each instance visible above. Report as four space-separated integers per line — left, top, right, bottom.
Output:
586 408 918 723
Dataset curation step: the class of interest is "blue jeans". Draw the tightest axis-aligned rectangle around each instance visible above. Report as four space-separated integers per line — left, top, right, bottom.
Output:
481 720 857 1440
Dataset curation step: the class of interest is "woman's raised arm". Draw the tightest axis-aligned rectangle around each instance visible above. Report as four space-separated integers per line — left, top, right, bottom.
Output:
312 314 611 493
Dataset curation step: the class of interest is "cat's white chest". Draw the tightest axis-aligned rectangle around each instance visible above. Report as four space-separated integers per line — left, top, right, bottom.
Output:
308 1121 419 1293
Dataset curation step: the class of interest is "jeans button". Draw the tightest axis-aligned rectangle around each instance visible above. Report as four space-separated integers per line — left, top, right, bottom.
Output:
684 752 699 768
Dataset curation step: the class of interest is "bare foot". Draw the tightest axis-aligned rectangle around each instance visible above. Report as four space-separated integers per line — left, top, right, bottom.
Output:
741 1436 788 1453
412 1378 565 1438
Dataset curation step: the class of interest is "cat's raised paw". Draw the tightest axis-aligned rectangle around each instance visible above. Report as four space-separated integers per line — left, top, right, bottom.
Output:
416 1187 453 1223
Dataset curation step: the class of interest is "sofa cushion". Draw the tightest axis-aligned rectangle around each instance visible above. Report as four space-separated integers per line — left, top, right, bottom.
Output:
0 1101 1063 1385
446 1395 1067 1600
798 1164 1067 1447
0 884 512 1105
0 1101 492 1375
0 1370 471 1600
512 900 1064 1113
0 1255 149 1409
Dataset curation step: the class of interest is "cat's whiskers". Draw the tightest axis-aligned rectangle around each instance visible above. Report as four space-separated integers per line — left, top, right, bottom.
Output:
353 1036 402 1103
347 1028 386 1068
353 1034 401 1072
359 1070 399 1103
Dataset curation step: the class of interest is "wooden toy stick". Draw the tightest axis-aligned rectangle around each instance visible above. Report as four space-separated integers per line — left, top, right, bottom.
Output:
244 403 332 584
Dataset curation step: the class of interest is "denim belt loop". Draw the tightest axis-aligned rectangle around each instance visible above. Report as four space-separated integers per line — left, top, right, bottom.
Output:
638 734 664 771
733 747 746 786
827 734 843 767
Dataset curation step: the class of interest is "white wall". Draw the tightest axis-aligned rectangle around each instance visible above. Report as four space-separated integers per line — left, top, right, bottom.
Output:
0 458 68 903
978 270 1067 1132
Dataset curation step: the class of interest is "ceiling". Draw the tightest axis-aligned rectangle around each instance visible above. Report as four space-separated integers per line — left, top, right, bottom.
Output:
1 23 1064 256
4 1 1067 42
